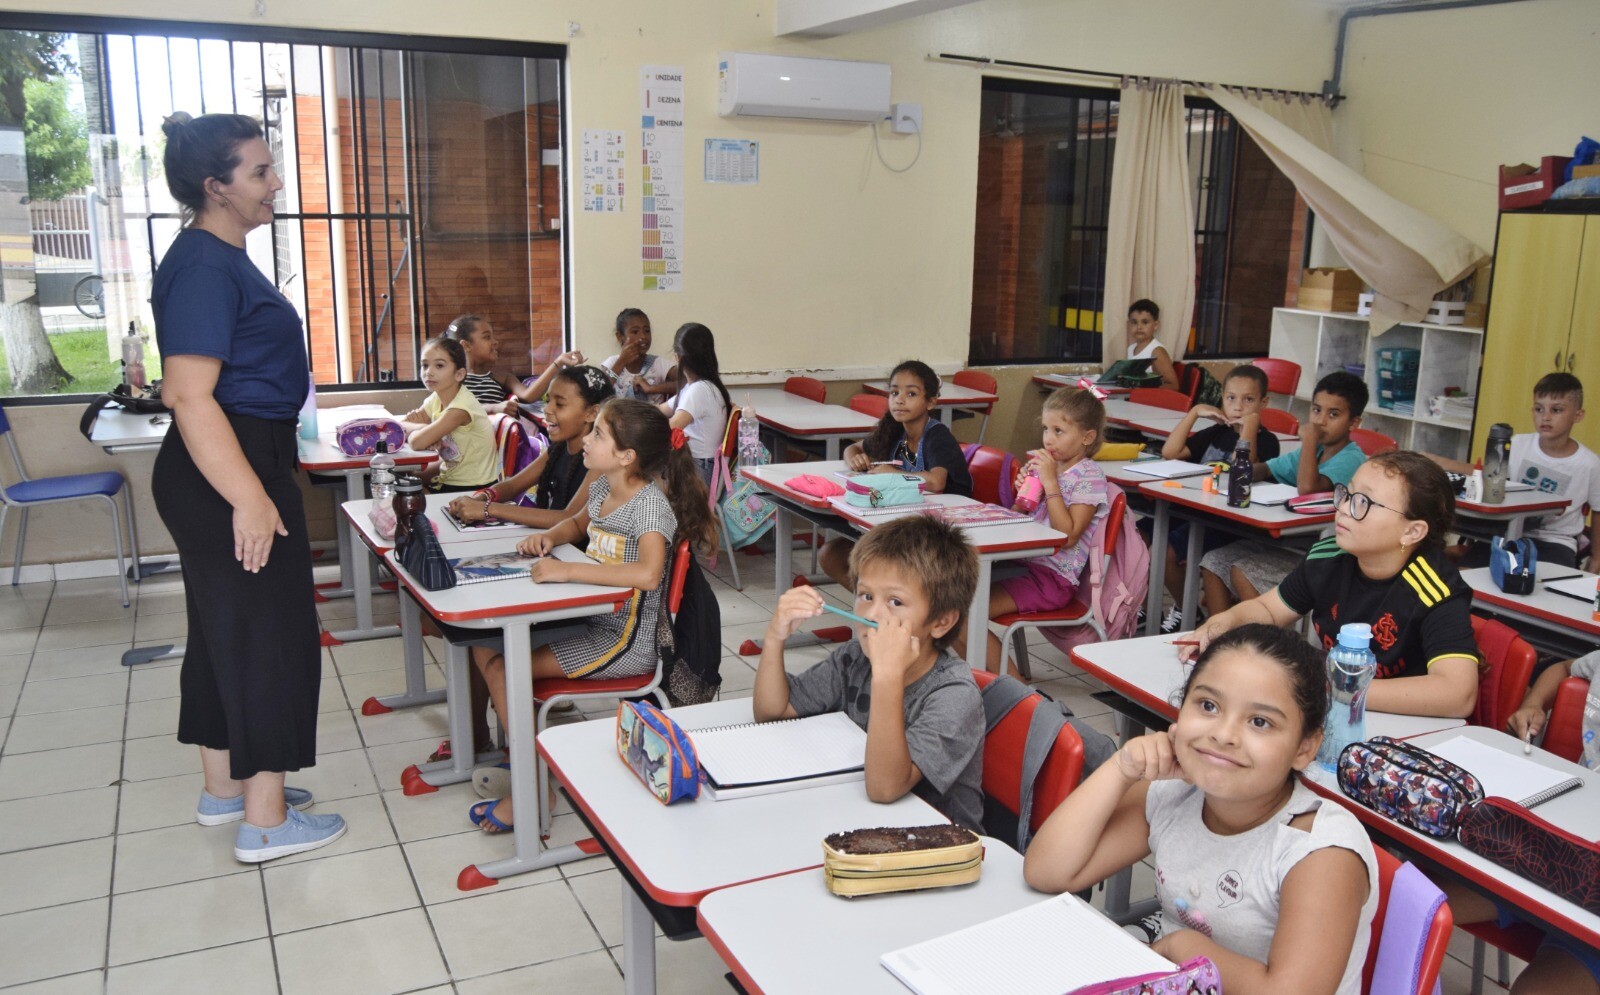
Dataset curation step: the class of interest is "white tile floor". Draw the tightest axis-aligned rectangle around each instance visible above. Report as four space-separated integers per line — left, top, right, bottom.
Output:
0 549 1517 993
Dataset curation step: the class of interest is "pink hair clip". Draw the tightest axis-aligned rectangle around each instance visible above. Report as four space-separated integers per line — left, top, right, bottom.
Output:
1075 377 1111 401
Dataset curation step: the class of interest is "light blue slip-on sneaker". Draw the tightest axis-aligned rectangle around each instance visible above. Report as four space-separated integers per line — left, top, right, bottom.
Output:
234 808 347 863
196 786 315 827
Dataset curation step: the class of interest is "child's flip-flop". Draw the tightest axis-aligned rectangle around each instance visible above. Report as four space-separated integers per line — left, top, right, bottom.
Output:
427 740 452 764
468 799 512 834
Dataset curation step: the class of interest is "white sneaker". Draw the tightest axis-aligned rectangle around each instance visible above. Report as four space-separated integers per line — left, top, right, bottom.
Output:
234 808 347 863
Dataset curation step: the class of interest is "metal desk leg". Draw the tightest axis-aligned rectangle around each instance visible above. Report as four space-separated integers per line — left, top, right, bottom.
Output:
1504 516 1524 541
773 506 794 592
1145 501 1170 635
367 589 445 714
323 473 401 643
967 558 992 673
824 438 840 461
123 643 184 667
622 877 659 995
1181 519 1205 630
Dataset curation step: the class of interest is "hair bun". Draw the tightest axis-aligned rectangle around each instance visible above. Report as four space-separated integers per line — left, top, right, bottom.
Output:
161 112 193 138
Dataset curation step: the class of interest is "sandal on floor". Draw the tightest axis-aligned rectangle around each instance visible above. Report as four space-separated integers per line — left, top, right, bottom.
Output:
427 740 452 764
468 799 513 834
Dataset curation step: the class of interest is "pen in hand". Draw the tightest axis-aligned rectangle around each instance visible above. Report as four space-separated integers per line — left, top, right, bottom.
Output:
1523 728 1533 755
821 602 878 629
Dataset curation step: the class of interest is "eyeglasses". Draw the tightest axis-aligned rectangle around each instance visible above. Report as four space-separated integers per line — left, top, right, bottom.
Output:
1332 483 1406 522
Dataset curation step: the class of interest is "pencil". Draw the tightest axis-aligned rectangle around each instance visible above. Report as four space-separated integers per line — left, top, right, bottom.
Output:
1170 639 1200 646
821 602 878 628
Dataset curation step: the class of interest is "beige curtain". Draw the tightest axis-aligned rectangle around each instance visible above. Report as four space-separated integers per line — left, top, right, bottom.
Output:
1102 81 1196 364
1206 87 1486 332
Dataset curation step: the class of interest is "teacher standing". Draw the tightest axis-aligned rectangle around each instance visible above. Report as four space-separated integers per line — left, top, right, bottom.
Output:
151 112 345 862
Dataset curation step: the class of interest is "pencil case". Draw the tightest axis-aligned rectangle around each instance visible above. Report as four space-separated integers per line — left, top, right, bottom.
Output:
335 417 405 457
1458 796 1600 915
843 475 923 509
1286 491 1337 514
1067 955 1222 995
615 701 700 805
1095 442 1147 461
821 825 982 897
1337 737 1484 838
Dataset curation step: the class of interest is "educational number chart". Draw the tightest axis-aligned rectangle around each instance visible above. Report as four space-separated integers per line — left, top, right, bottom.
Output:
641 65 685 292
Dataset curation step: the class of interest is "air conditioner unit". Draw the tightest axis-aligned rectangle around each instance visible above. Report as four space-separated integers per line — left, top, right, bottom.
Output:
717 52 890 123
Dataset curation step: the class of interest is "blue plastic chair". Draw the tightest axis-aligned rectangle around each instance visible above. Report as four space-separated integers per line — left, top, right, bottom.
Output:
0 404 142 606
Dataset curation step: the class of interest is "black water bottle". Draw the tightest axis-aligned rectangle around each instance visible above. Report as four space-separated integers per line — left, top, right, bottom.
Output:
1227 439 1253 508
1483 423 1512 505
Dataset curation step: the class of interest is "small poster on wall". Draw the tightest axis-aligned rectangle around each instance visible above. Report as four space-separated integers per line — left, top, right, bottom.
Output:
641 65 685 292
704 138 758 184
580 129 625 213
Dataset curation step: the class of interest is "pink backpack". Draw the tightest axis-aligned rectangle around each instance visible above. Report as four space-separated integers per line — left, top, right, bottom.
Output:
1042 482 1150 655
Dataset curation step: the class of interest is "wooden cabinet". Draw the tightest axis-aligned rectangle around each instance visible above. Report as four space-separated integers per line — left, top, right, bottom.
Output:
1473 210 1600 456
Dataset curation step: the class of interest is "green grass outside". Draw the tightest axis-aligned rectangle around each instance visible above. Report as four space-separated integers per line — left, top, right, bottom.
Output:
0 328 163 398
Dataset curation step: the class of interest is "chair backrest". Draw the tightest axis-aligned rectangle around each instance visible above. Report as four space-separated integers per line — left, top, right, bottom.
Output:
1469 615 1537 731
1544 677 1589 763
848 393 888 418
1350 428 1398 456
1128 387 1191 413
1364 850 1452 995
1101 490 1126 558
784 376 827 403
962 444 1017 507
720 406 742 460
489 413 541 483
666 539 692 615
1258 406 1300 436
970 669 1084 835
1252 357 1303 398
951 369 998 396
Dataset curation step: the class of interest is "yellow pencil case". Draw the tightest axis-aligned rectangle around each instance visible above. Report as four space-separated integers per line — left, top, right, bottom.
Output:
1096 442 1148 461
821 825 983 897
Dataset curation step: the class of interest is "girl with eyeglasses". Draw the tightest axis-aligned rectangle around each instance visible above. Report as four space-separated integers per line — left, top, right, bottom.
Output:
1183 451 1480 719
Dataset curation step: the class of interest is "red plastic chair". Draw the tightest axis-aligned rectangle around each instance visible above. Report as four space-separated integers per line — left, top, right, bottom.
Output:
992 490 1127 678
963 444 1017 507
1252 357 1303 400
1170 360 1190 398
848 393 887 419
1545 677 1589 762
1468 615 1537 732
1351 428 1398 456
1128 387 1191 413
1258 407 1300 436
784 376 827 403
1364 849 1453 995
971 669 1084 839
952 369 999 444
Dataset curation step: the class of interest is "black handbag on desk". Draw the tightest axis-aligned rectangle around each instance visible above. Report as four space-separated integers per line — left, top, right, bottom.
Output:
397 513 456 591
78 382 166 441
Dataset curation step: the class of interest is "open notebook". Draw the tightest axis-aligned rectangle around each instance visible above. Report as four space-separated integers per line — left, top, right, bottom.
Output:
694 711 868 800
1249 483 1302 506
1121 459 1212 480
1427 735 1585 809
881 894 1175 995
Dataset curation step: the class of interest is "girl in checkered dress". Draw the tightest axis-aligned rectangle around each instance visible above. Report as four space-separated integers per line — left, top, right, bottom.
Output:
468 399 717 832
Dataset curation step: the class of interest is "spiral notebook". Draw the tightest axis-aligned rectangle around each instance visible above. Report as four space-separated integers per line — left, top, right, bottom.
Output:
1122 459 1212 480
694 711 868 800
1427 735 1585 809
447 551 537 586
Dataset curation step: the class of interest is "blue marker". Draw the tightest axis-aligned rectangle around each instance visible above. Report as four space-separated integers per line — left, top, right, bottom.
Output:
821 602 878 629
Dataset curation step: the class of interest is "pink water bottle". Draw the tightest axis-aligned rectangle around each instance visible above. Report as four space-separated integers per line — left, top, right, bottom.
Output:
1015 469 1045 513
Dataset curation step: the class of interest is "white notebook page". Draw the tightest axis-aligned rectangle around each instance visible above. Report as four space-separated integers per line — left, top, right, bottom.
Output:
881 894 1174 995
1426 735 1583 807
694 712 867 789
1123 459 1211 479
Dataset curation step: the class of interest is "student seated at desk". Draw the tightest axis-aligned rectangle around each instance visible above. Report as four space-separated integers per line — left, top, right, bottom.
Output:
1430 372 1600 570
1199 371 1368 618
444 312 583 416
1186 452 1480 719
1440 650 1600 995
466 399 716 833
603 307 677 401
1126 298 1180 392
400 336 500 493
1146 363 1281 633
757 515 986 832
820 360 974 588
1025 624 1378 995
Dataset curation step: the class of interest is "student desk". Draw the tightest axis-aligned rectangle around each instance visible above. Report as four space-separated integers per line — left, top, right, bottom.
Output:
298 410 433 644
1454 491 1571 542
699 839 1058 995
1032 372 1130 396
85 410 175 665
737 388 879 461
862 379 998 427
739 461 1067 668
1136 477 1334 636
539 697 945 995
1303 726 1600 952
384 535 632 886
1101 397 1188 438
340 495 538 723
1462 562 1600 645
1099 438 1304 489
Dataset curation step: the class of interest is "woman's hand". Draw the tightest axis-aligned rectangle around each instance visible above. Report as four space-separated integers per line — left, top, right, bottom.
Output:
233 496 288 573
518 533 556 557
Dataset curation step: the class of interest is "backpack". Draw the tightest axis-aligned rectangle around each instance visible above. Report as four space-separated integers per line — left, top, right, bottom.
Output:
979 675 1118 852
960 443 1017 507
1040 482 1150 656
1181 363 1224 408
489 413 543 488
661 559 724 706
717 441 778 550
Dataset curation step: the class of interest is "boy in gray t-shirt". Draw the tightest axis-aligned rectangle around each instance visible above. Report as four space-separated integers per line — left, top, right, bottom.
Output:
755 516 985 831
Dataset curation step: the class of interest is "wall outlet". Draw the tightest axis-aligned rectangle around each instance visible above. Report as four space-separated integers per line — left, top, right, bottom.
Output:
890 102 921 135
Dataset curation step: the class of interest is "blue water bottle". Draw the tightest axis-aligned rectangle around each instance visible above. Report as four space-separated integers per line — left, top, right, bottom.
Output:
1317 622 1377 770
298 380 319 441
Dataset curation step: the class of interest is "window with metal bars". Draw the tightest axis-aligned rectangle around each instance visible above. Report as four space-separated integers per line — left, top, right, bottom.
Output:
0 15 565 398
969 77 1298 366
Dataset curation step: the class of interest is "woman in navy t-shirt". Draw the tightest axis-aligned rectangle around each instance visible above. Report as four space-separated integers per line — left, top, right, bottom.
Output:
150 113 345 862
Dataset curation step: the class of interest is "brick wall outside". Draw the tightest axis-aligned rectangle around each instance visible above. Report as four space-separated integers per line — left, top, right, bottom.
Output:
1219 133 1298 354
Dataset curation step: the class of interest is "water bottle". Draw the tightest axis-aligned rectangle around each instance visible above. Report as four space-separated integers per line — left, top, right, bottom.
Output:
1317 622 1377 770
738 405 762 467
1483 423 1512 505
369 441 396 503
298 380 319 441
1015 469 1045 513
392 474 426 550
1226 439 1252 508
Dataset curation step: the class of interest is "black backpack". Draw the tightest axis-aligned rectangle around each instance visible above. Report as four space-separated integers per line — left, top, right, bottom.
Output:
661 559 723 706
